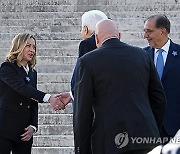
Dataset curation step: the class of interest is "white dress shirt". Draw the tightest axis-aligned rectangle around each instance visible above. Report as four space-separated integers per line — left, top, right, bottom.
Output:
154 39 170 66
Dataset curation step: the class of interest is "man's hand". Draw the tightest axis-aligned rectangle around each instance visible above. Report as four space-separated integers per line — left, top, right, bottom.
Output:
21 126 34 141
58 92 72 106
49 95 65 111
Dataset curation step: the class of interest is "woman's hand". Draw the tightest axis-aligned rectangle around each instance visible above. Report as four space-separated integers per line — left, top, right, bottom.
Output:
21 125 35 141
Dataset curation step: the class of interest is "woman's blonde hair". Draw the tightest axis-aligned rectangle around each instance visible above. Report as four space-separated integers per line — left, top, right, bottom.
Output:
6 33 36 68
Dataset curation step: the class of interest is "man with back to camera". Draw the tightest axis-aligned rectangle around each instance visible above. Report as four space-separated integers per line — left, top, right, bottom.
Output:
58 10 108 105
73 19 166 154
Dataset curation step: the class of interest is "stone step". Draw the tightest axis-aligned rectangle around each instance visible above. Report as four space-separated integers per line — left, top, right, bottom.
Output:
33 135 74 147
32 147 74 154
1 4 180 13
37 73 72 84
35 33 81 41
0 40 80 49
0 12 83 20
0 61 75 74
38 114 73 125
36 125 73 135
38 103 73 114
1 23 180 36
1 0 180 6
0 62 73 74
37 82 70 93
0 18 81 27
0 25 81 34
1 17 180 28
0 0 77 5
36 64 75 73
1 31 180 42
109 10 180 18
1 11 180 20
0 48 78 57
36 56 77 65
105 0 180 5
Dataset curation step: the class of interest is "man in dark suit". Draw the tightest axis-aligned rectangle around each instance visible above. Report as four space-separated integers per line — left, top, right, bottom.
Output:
71 10 108 97
143 14 180 141
73 19 166 154
59 10 107 105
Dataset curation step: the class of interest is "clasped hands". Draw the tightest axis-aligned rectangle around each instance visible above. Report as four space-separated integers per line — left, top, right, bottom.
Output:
49 92 72 111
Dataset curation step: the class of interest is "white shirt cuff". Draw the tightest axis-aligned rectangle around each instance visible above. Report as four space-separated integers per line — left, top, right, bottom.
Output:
43 94 51 102
69 91 74 100
30 125 37 133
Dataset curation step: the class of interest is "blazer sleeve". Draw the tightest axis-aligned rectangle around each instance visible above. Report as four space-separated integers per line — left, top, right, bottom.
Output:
0 62 45 102
148 56 167 131
73 58 94 154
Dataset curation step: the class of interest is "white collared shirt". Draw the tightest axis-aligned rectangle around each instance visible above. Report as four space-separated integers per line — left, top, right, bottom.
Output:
23 64 29 74
154 39 170 66
101 37 118 45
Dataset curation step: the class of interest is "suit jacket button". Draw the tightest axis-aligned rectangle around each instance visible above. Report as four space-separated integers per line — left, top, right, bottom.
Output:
20 103 23 106
27 105 30 109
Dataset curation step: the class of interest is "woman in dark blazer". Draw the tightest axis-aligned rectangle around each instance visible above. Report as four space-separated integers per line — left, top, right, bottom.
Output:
0 33 64 154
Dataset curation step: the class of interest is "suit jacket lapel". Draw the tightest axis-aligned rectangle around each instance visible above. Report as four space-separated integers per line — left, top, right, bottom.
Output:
147 47 154 61
28 68 36 87
17 65 35 87
18 66 28 80
162 41 177 80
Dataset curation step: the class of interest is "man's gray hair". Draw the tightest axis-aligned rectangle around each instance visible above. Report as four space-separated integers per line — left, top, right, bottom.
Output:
82 10 108 33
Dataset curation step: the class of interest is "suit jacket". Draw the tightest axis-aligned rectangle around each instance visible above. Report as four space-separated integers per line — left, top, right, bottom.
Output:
74 38 166 154
0 61 45 142
144 40 180 136
71 35 96 96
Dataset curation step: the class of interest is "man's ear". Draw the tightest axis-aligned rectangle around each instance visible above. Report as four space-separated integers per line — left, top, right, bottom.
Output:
118 32 121 39
161 28 167 36
95 34 99 48
84 26 88 35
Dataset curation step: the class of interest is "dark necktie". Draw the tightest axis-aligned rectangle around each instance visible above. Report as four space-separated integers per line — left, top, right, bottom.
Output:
156 49 164 78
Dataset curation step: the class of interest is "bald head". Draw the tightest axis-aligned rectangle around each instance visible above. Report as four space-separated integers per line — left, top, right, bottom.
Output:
95 19 120 47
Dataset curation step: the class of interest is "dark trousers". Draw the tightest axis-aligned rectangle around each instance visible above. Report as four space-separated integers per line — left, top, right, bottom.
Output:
0 137 32 154
123 148 152 154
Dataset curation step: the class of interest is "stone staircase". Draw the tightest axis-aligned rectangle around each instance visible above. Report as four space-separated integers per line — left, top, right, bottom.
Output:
0 0 180 153
32 103 74 154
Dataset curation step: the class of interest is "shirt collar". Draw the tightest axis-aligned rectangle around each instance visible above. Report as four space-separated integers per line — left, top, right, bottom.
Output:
23 64 29 74
102 37 118 45
155 39 170 53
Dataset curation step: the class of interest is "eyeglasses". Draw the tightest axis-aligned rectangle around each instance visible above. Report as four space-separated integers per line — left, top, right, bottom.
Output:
144 28 162 35
144 29 155 34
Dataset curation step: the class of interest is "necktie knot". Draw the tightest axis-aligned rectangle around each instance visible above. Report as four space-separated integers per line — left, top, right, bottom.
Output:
158 49 163 54
156 49 164 78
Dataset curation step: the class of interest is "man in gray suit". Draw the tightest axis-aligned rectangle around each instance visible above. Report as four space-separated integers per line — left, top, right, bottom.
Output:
73 19 166 154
